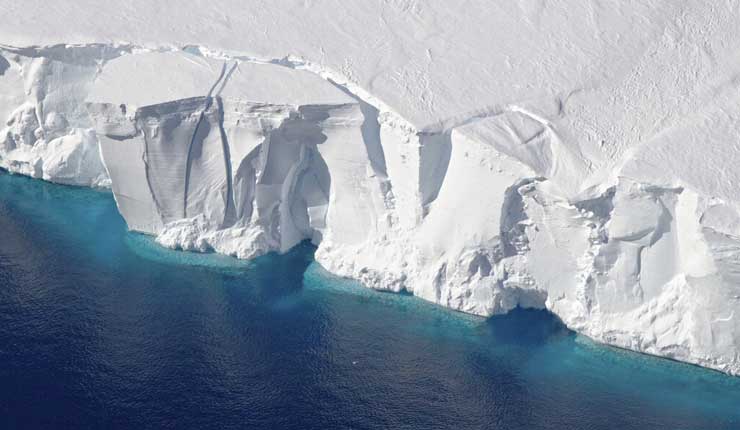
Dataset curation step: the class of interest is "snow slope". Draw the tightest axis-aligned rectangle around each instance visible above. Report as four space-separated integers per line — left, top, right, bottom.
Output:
1 1 740 375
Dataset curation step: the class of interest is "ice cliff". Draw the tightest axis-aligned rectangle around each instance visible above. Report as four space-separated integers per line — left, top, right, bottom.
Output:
1 0 740 376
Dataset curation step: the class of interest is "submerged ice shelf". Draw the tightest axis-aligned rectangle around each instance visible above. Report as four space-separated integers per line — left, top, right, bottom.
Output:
2 0 740 376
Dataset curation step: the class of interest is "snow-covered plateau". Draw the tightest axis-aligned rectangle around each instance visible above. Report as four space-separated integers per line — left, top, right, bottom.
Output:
2 1 740 375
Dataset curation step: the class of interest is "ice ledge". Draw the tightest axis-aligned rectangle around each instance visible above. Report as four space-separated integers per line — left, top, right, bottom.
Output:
1 43 738 377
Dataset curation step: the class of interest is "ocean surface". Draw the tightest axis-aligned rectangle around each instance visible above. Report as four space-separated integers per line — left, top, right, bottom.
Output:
0 170 739 430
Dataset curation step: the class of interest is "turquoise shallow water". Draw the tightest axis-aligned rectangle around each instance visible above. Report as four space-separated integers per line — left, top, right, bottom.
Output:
0 169 739 429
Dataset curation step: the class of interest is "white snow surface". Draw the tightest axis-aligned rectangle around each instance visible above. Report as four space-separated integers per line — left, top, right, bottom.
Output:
2 0 740 375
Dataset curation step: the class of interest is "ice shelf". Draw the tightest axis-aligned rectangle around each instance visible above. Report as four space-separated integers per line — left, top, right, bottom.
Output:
1 1 740 375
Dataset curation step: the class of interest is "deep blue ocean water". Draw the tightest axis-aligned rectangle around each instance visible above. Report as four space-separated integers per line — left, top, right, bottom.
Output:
0 170 739 430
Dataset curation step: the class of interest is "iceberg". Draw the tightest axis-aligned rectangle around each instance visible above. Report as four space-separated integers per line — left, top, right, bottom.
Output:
1 0 739 375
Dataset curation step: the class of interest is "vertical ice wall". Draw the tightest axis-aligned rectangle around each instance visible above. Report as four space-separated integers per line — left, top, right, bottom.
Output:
86 52 385 259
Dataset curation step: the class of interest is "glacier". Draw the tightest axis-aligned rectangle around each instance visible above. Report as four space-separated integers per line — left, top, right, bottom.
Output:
1 0 740 376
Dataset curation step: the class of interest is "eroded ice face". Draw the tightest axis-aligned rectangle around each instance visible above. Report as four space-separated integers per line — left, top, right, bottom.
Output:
86 51 379 260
